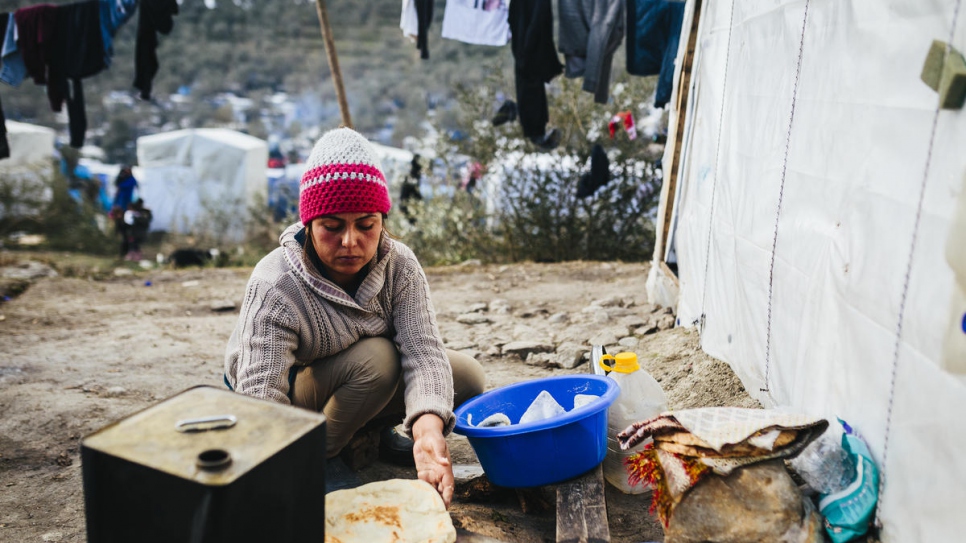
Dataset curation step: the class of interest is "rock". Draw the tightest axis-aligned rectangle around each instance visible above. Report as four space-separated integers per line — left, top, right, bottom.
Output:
41 532 64 542
591 310 611 324
490 299 512 314
618 315 648 329
459 259 482 267
181 280 200 287
618 336 639 349
485 345 501 357
588 327 631 347
554 342 587 369
656 314 676 331
512 324 542 340
445 340 477 351
209 299 236 312
1 261 58 280
460 349 484 361
467 302 488 313
591 295 623 308
635 324 659 336
525 352 555 367
113 268 133 277
502 341 554 359
665 460 824 543
457 314 492 325
104 386 127 397
548 312 569 324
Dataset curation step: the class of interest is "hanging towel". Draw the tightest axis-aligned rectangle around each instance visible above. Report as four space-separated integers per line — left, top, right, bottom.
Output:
100 0 139 68
441 0 510 47
134 0 178 100
400 0 418 41
626 0 685 108
0 13 26 87
557 0 624 105
508 0 562 140
414 0 433 60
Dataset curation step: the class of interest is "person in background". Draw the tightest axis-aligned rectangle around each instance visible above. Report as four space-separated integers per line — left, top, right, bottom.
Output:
224 128 485 508
110 166 138 258
399 154 424 224
123 198 152 261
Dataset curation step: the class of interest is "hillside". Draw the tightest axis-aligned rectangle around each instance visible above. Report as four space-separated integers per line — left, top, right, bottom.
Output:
0 0 512 160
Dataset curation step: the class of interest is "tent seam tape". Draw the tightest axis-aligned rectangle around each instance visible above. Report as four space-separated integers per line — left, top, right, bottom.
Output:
876 0 963 529
763 0 811 395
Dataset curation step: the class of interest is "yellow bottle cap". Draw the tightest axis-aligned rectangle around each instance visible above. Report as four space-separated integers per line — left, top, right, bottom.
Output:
598 352 640 373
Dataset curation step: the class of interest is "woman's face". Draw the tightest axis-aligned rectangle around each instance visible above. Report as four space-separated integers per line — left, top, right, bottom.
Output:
309 213 383 289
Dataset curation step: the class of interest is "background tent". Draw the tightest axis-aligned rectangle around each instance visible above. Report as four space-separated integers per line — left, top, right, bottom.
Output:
0 121 57 223
136 129 268 242
652 0 966 540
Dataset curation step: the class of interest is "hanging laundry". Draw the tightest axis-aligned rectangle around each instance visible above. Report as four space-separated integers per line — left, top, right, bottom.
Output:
491 99 517 126
55 0 106 148
100 0 139 68
608 110 637 140
576 144 610 198
0 13 26 87
626 0 685 108
400 0 418 42
508 0 562 145
557 0 624 105
134 0 179 100
414 0 433 60
441 0 510 47
14 4 57 87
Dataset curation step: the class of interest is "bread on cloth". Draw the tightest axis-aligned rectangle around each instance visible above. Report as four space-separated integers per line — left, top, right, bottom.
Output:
325 479 456 543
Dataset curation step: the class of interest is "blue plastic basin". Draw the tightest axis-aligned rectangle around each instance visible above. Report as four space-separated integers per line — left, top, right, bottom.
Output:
453 374 619 488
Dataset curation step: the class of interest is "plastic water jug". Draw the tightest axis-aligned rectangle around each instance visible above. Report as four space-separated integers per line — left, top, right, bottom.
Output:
599 352 668 494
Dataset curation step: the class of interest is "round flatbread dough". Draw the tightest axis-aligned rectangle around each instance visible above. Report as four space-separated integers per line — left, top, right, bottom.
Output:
325 479 456 543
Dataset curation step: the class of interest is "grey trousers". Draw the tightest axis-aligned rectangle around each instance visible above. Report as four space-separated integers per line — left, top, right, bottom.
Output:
291 337 486 458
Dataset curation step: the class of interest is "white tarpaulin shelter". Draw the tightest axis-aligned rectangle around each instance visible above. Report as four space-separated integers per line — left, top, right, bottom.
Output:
2 121 55 167
651 0 966 540
136 129 268 241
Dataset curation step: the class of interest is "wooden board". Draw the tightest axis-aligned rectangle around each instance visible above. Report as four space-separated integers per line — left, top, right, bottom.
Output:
555 464 610 543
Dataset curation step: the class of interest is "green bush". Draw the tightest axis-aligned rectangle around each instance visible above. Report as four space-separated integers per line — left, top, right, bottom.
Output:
395 65 662 264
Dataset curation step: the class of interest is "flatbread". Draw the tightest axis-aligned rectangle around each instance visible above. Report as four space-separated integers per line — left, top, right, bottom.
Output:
325 479 456 543
655 430 799 458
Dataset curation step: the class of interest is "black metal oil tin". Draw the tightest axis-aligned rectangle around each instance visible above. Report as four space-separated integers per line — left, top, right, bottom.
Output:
81 385 326 543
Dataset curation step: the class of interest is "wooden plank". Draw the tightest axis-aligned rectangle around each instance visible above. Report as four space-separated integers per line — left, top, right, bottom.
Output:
652 0 704 263
555 464 610 543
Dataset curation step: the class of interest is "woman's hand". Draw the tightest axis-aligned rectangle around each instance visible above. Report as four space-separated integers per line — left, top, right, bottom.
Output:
411 413 454 508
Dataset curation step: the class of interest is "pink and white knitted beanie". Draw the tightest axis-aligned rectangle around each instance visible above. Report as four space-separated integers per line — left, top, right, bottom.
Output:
299 127 392 224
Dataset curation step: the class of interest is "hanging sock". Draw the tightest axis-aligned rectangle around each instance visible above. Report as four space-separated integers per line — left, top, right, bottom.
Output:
576 144 610 198
608 111 638 140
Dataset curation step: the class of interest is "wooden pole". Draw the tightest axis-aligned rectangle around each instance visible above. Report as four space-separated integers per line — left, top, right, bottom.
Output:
314 0 353 129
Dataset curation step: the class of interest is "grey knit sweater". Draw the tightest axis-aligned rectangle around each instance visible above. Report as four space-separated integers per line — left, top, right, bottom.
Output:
224 223 455 435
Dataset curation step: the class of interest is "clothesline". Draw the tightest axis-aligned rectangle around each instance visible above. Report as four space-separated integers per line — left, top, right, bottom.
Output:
0 0 178 158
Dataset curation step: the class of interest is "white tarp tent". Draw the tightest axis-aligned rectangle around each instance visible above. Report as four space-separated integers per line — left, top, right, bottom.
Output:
2 121 55 167
0 121 56 221
136 128 268 241
655 0 966 540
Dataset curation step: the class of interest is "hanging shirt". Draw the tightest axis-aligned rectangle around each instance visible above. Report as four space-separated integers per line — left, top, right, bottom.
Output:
400 0 419 41
625 0 686 108
509 0 563 140
0 13 26 87
134 0 179 100
441 0 510 47
557 0 624 105
14 4 58 86
100 0 139 68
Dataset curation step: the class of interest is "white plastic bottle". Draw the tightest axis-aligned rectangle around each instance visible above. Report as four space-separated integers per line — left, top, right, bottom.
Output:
599 351 668 494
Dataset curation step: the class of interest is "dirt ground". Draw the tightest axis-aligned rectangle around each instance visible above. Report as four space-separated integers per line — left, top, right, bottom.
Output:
0 253 758 542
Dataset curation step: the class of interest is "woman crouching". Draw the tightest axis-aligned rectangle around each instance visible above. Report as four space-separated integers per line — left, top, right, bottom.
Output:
224 127 485 508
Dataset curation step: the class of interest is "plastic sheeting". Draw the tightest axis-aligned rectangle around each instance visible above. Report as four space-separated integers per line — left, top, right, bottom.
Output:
668 0 966 540
135 129 268 241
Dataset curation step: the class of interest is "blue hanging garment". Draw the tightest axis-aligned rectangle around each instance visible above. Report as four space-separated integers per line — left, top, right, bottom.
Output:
625 0 685 108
